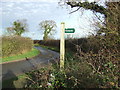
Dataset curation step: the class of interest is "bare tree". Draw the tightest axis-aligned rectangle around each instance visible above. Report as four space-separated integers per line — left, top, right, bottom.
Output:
7 19 28 36
59 0 119 36
39 20 57 40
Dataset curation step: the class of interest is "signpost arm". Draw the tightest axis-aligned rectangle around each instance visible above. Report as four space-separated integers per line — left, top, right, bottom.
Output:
60 22 65 71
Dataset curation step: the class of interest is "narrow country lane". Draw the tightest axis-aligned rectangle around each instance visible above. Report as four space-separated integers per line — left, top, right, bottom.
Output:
1 46 59 80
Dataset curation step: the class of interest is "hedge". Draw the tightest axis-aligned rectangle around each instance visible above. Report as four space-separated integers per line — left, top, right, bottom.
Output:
2 36 33 58
34 38 100 53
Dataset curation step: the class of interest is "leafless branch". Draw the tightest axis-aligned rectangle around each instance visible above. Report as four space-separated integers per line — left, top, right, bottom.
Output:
69 7 80 14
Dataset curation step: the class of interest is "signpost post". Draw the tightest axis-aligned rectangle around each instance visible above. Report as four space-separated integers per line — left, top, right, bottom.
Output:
60 22 65 71
60 23 75 71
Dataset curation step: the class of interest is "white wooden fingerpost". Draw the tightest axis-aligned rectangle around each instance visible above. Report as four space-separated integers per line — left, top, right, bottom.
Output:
60 22 65 71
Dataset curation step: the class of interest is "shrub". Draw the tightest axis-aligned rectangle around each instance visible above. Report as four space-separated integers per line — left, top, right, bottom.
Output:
35 37 101 53
32 34 119 89
2 36 33 58
24 49 119 89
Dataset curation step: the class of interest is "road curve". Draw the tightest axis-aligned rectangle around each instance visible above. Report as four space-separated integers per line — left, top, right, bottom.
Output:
1 46 59 80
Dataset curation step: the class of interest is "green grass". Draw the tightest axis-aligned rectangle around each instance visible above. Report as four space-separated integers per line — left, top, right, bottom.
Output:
1 48 40 63
34 44 59 52
43 45 59 52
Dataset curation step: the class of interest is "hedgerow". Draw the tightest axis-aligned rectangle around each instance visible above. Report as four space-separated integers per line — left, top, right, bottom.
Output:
32 35 119 88
2 36 33 58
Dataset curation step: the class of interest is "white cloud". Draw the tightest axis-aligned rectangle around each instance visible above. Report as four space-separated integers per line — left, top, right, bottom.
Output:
0 8 2 12
2 2 52 17
6 3 14 7
2 0 59 2
16 7 23 10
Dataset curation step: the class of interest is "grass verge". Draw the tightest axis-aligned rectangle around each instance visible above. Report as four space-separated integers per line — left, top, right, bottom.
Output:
1 48 40 63
2 74 28 88
34 44 59 52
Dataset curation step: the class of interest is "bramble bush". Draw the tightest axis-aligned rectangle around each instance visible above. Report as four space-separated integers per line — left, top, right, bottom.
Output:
24 49 119 88
30 35 119 89
2 36 33 58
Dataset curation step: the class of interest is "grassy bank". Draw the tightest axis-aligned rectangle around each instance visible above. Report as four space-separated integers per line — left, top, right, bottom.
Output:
2 74 27 88
2 67 51 88
34 44 59 52
1 48 40 63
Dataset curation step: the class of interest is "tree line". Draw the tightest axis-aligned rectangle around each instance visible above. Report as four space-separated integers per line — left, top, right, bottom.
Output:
6 19 57 40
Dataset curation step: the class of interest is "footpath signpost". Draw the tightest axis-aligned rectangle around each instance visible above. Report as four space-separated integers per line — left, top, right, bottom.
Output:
60 22 65 71
65 28 75 33
60 22 75 71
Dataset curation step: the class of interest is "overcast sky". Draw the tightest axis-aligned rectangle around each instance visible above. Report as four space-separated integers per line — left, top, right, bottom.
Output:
0 0 105 40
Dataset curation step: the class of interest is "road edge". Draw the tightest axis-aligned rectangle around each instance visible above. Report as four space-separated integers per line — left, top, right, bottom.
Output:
0 53 41 65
